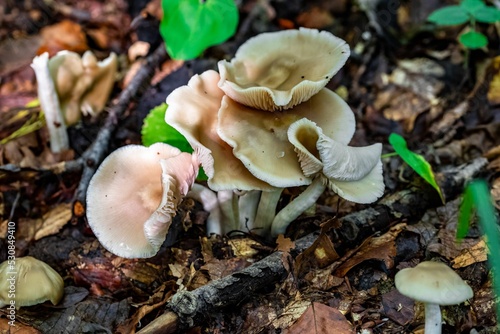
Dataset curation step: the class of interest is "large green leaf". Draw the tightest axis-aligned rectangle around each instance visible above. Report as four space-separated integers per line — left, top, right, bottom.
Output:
388 133 444 203
471 6 500 23
160 0 238 60
459 30 488 49
141 103 208 181
428 5 470 26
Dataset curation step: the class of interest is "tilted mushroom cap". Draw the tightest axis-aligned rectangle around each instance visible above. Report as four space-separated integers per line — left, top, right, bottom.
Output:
288 118 384 203
218 28 350 111
395 261 474 306
0 256 64 308
48 50 117 125
165 70 275 191
86 143 199 258
217 88 355 188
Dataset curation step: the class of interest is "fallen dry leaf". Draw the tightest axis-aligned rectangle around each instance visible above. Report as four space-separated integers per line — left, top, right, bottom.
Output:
487 56 500 105
381 288 415 326
295 233 339 278
334 223 406 277
296 7 334 29
34 202 72 240
0 317 41 333
284 302 354 334
37 20 88 56
229 237 262 258
451 239 488 269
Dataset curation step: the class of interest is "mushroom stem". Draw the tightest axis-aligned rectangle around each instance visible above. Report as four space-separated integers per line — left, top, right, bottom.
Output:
217 190 239 232
238 190 261 232
271 177 326 236
253 189 283 235
424 303 442 334
31 52 69 153
187 184 222 235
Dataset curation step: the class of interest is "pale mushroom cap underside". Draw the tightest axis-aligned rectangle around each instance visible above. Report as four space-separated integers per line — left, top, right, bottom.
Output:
218 27 350 111
288 118 385 204
395 261 474 305
86 143 195 258
165 70 275 191
0 256 64 307
217 88 355 188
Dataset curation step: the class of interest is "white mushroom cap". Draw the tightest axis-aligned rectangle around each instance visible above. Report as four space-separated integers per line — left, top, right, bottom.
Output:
86 143 199 258
288 118 385 204
218 28 350 111
217 88 355 188
165 70 275 191
0 256 64 308
395 261 474 306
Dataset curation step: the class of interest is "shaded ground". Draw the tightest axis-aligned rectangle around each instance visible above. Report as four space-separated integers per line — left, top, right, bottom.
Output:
1 0 500 333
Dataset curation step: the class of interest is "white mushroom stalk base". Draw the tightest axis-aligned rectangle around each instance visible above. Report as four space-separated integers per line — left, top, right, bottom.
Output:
424 303 442 334
252 189 283 235
188 184 222 235
271 177 326 236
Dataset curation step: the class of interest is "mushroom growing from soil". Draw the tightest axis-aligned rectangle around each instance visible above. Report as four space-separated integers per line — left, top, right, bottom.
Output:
0 256 64 308
395 261 474 334
86 143 199 258
31 50 117 153
218 27 350 111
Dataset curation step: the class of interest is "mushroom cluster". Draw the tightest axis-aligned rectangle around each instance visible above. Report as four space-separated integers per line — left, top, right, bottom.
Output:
166 28 385 236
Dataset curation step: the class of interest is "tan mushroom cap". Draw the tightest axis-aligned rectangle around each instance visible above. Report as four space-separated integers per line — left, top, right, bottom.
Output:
218 28 350 111
86 143 198 258
165 70 275 191
395 261 474 306
48 50 117 125
0 256 64 308
288 118 384 203
217 88 355 188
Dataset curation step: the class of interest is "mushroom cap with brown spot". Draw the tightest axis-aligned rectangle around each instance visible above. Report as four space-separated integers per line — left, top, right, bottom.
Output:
395 261 473 306
165 70 275 191
0 256 64 308
218 28 350 111
86 143 198 258
217 88 355 187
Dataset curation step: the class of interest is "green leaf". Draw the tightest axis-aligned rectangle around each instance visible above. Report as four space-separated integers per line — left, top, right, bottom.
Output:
457 186 474 240
160 0 239 60
428 5 470 26
388 133 445 203
456 180 500 321
459 30 488 49
460 0 485 14
471 6 500 23
141 103 208 181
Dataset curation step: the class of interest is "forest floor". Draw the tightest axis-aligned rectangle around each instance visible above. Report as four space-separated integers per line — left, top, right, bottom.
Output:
1 0 500 333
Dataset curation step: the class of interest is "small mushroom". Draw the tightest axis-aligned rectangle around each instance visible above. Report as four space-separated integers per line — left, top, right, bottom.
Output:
0 256 64 308
86 143 199 258
395 261 474 334
218 28 350 111
49 50 118 125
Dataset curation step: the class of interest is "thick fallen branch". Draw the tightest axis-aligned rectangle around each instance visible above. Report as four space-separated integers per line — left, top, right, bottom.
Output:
136 157 488 334
72 45 168 214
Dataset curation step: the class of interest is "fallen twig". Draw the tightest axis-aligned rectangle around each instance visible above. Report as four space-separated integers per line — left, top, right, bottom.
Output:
137 157 488 334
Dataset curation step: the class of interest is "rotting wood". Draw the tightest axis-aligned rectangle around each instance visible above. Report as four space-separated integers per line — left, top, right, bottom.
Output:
137 157 488 334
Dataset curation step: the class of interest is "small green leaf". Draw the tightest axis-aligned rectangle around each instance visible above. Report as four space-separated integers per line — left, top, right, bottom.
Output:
160 0 238 60
428 6 470 26
460 0 485 14
457 186 474 240
388 133 445 203
141 103 208 181
471 6 500 23
459 30 488 49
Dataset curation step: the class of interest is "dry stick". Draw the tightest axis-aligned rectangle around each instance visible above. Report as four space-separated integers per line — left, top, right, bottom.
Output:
72 45 168 212
137 157 488 334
